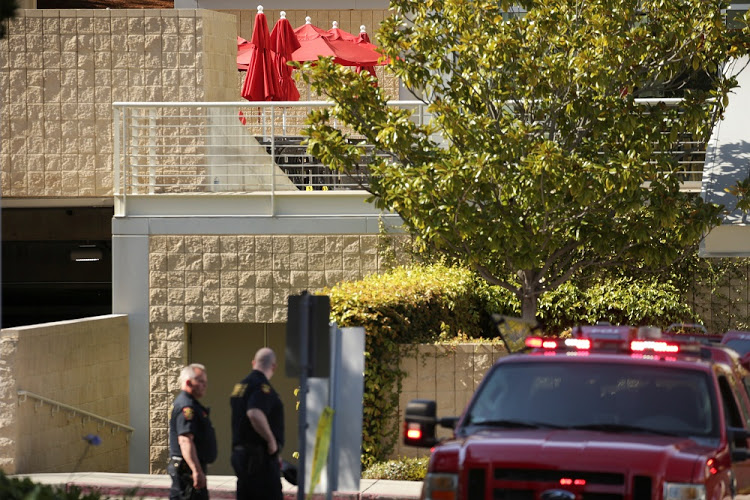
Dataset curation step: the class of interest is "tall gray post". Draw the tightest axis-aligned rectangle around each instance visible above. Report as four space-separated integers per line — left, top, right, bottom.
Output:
305 325 365 496
111 222 150 473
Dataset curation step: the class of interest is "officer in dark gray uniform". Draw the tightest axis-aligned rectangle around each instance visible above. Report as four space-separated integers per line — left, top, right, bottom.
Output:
168 363 217 500
230 347 285 500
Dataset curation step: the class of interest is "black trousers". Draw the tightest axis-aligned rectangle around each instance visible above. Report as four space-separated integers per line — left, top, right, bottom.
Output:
231 445 282 500
167 457 209 500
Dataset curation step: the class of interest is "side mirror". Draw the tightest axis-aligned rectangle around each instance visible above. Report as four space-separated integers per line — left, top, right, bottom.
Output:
439 416 460 430
403 399 438 448
728 426 750 462
728 426 750 441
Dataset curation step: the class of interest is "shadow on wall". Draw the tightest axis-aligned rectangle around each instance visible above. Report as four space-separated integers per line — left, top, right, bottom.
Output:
703 140 750 223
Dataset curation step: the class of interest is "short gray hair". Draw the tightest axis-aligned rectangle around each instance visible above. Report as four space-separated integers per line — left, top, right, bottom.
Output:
179 363 206 386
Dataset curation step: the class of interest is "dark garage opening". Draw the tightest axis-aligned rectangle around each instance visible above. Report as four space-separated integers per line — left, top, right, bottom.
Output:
1 207 113 328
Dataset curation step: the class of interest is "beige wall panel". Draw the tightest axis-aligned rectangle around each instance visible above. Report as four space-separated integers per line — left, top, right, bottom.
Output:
0 315 130 474
0 9 237 200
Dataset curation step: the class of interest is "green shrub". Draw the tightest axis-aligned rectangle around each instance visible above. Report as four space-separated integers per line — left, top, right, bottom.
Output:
0 470 104 500
537 277 699 333
362 457 429 481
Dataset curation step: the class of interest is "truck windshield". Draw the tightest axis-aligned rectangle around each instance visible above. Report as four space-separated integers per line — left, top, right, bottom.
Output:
463 361 718 439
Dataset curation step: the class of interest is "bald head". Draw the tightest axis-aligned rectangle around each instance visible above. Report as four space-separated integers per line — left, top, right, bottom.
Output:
253 347 277 378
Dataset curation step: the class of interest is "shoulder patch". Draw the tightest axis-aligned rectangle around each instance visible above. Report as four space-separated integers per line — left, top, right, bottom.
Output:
231 383 247 398
182 407 194 420
261 384 271 394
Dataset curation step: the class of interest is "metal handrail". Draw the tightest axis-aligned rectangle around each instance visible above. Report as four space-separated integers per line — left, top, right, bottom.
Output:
17 389 134 435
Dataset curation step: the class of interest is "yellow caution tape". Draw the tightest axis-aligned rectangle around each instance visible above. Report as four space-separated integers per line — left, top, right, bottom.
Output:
308 406 334 499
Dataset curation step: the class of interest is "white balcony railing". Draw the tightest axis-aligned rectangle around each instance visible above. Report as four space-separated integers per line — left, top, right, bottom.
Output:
113 100 706 216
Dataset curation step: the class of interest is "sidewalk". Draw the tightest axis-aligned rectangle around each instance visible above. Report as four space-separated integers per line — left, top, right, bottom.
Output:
13 472 423 500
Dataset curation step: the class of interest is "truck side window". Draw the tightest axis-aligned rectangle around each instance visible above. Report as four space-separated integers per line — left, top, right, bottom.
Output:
739 376 750 427
718 375 747 449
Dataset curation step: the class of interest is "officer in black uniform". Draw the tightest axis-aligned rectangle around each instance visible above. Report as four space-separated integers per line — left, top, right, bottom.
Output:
230 347 285 500
168 363 218 500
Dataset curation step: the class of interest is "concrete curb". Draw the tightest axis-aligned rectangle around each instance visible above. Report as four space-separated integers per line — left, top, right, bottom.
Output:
74 484 421 500
12 473 422 500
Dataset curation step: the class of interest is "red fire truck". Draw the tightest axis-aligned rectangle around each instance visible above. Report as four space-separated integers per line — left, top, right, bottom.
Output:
404 325 750 500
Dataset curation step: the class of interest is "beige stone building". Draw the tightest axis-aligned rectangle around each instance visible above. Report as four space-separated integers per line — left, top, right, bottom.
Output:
4 0 750 478
1 2 408 475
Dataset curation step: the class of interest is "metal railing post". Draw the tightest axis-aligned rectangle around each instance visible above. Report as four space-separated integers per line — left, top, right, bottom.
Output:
113 104 121 197
148 108 157 194
271 104 276 215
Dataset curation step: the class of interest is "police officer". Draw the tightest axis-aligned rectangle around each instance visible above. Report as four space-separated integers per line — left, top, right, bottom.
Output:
168 363 218 500
230 347 285 500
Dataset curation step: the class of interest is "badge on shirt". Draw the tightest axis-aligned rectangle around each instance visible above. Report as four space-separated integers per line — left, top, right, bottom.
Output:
182 407 194 420
261 384 271 394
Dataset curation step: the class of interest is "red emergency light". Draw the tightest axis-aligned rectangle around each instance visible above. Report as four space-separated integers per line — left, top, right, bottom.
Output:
630 340 680 353
525 337 591 351
565 338 591 350
560 478 586 486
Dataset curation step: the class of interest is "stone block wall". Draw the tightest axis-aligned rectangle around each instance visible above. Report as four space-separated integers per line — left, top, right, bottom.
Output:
146 233 409 471
0 9 237 199
394 343 508 459
685 260 750 333
0 314 130 474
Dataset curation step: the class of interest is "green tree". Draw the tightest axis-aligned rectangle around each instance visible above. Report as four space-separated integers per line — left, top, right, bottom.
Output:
1 0 18 39
302 0 749 322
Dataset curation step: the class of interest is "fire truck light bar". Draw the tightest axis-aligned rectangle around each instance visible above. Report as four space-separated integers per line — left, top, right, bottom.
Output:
527 336 684 354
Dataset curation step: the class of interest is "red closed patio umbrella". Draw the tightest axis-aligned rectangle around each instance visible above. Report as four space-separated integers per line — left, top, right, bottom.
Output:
241 5 281 101
270 11 301 101
356 25 378 82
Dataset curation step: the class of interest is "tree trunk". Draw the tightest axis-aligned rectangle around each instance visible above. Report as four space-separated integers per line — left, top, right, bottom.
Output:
521 292 537 325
